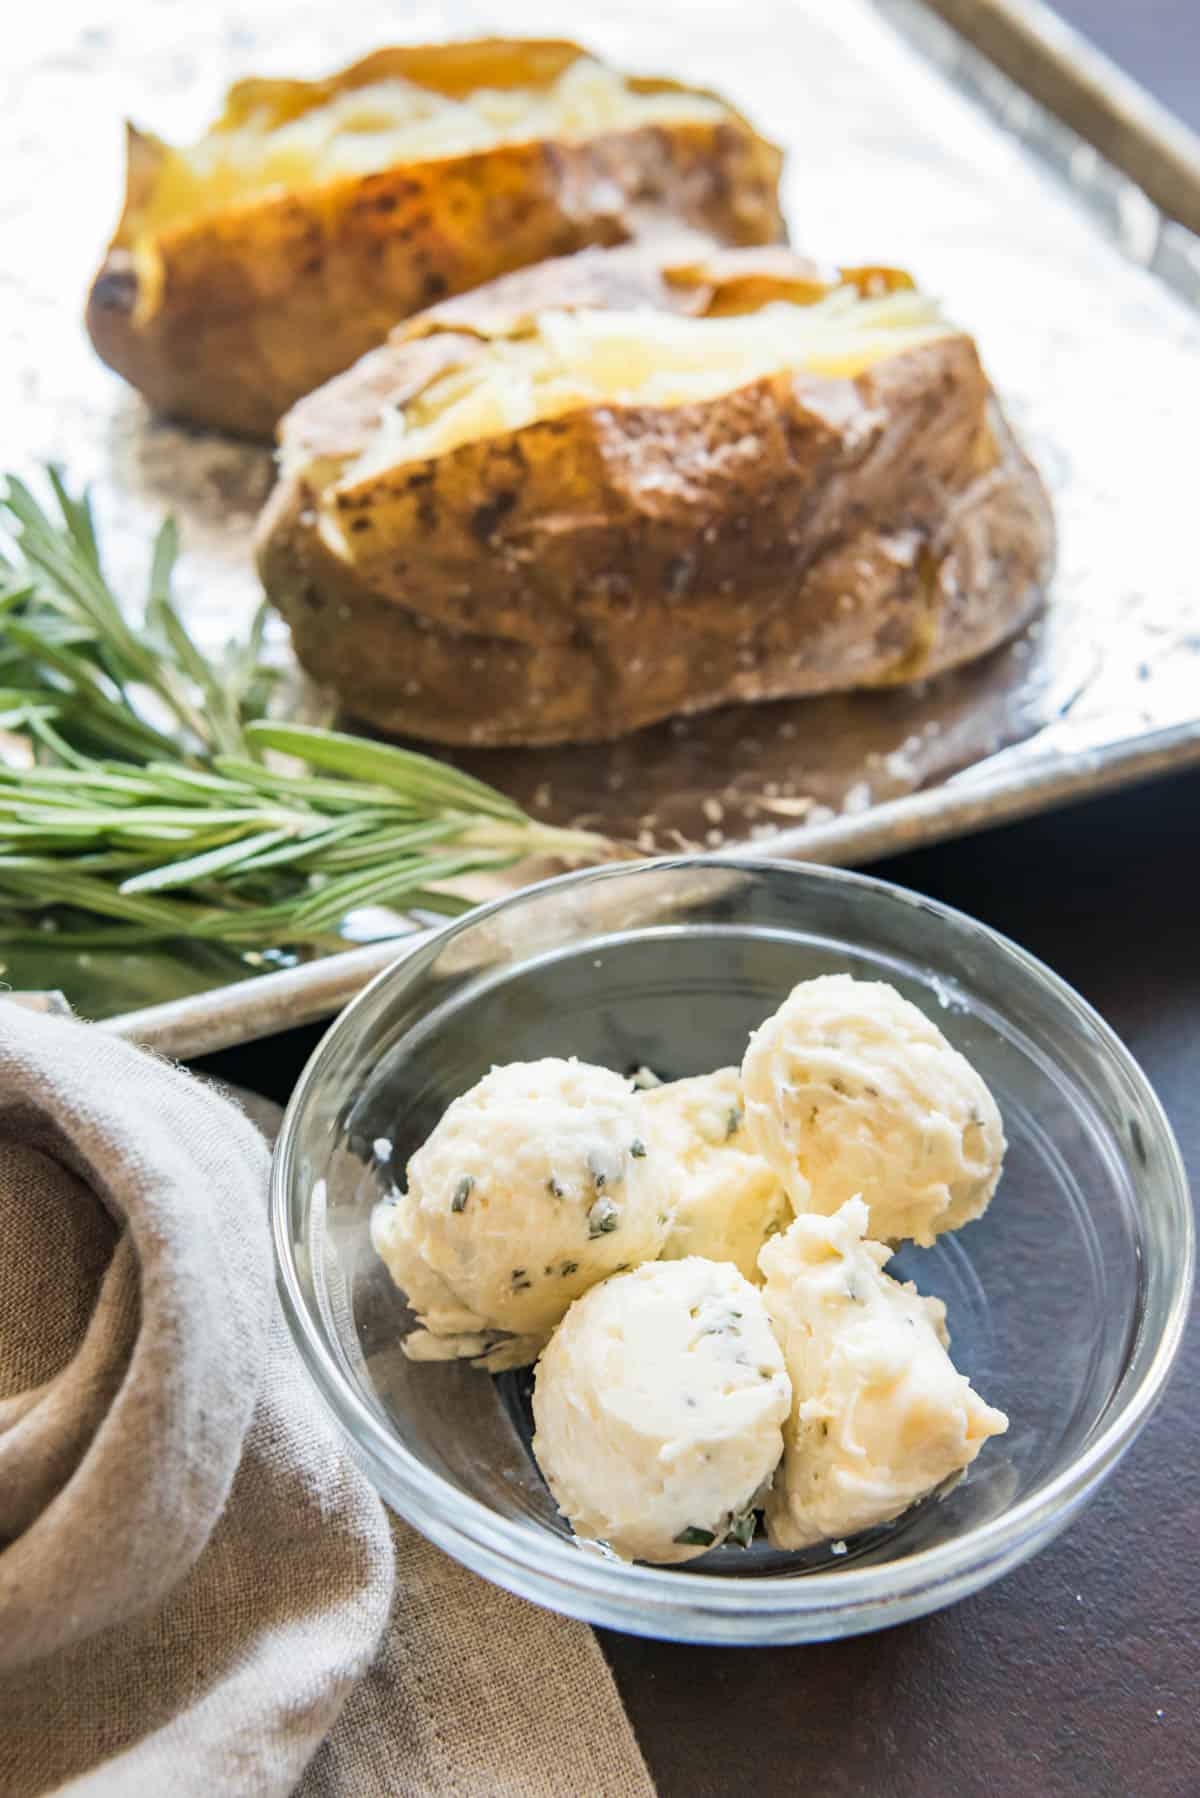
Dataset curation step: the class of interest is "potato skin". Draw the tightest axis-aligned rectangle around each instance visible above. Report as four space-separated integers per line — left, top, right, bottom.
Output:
257 247 1055 748
85 40 785 439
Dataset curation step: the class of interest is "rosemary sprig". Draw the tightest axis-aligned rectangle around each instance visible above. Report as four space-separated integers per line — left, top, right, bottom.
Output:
0 470 608 951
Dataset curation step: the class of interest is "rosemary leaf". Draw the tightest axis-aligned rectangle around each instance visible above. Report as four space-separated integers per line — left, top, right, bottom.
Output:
214 756 423 814
0 468 610 951
245 721 527 823
120 828 299 895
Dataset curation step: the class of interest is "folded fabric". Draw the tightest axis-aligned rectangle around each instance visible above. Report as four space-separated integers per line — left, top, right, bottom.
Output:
0 1005 653 1797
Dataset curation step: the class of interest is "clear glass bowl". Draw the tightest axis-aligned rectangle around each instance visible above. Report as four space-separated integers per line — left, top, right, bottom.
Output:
271 859 1192 1644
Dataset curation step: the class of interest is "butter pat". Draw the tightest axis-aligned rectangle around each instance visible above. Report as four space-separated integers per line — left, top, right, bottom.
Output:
759 1199 1007 1550
642 1068 792 1281
742 974 1005 1246
371 1057 670 1367
533 1258 791 1564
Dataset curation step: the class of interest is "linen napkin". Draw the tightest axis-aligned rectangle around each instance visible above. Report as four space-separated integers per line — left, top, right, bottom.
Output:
0 1004 653 1797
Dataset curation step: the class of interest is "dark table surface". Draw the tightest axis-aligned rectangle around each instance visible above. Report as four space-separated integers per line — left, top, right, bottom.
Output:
195 11 1200 1795
201 769 1200 1798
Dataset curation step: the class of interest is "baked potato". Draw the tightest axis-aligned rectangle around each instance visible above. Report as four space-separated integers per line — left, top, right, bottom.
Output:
85 40 784 438
256 244 1055 748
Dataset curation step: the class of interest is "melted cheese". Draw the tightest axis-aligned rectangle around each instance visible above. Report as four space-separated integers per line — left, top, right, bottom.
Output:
335 287 951 485
134 57 726 235
760 1200 1007 1549
532 1257 790 1563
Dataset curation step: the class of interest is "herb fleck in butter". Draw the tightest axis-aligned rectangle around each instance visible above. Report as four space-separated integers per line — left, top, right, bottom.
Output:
588 1196 619 1237
450 1176 474 1213
728 1511 756 1548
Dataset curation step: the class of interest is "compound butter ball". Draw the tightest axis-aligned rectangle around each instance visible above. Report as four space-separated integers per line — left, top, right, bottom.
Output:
759 1199 1008 1550
641 1068 791 1281
372 1057 670 1367
532 1257 791 1564
742 974 1005 1246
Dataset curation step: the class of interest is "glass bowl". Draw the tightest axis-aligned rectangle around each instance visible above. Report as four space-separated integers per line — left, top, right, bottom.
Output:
271 859 1192 1644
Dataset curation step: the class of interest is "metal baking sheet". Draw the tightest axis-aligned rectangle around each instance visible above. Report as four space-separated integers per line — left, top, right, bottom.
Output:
3 0 1199 1052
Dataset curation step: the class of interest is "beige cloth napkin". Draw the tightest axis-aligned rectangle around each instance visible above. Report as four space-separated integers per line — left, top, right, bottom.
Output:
0 1006 653 1798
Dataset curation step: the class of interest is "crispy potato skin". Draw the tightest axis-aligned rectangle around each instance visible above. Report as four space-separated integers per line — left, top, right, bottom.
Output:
85 40 785 439
257 247 1055 747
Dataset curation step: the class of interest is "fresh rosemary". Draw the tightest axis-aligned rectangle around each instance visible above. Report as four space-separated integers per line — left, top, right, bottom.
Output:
0 470 607 951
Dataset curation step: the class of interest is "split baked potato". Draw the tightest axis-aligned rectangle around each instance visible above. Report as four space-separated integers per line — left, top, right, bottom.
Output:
256 244 1055 748
86 40 784 438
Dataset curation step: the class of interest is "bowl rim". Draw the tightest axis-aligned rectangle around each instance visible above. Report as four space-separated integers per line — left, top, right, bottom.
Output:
270 855 1194 1631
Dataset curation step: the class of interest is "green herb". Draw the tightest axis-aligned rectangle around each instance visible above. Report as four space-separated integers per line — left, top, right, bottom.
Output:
588 1150 620 1191
587 1196 619 1237
725 1106 742 1139
511 1268 531 1291
547 1177 565 1199
673 1526 715 1547
560 1260 579 1276
450 1176 474 1213
0 470 608 950
629 1137 647 1158
727 1512 756 1549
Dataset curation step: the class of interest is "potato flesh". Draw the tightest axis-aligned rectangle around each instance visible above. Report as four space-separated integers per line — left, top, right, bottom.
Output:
334 288 952 489
136 58 726 234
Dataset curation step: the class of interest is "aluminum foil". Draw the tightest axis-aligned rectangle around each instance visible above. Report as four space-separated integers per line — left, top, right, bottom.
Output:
3 0 1199 1025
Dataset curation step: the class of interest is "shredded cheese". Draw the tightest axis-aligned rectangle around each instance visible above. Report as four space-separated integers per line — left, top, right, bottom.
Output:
134 58 726 234
333 287 952 488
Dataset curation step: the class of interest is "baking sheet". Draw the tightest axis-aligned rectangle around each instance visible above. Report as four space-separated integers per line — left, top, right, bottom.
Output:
2 0 1199 1037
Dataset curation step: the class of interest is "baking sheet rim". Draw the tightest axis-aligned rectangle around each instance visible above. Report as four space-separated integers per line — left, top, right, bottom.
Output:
102 715 1200 1057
